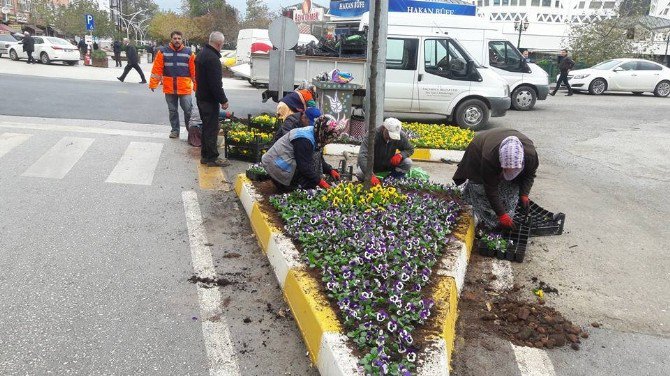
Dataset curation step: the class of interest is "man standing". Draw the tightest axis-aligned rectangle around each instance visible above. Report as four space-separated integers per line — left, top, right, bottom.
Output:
112 39 122 67
551 49 574 96
117 38 147 84
149 31 196 139
195 31 230 167
22 32 35 64
356 118 414 185
78 37 87 60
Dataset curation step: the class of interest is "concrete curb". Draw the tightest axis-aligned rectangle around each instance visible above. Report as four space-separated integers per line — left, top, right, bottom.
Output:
234 175 475 375
323 143 465 163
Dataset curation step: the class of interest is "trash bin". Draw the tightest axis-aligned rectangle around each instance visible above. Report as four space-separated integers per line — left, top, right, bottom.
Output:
312 80 361 123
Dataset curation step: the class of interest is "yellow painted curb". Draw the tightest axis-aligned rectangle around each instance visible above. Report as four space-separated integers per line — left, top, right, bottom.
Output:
234 174 249 196
249 202 275 252
431 276 460 361
197 163 230 190
455 213 476 257
412 148 432 161
284 269 342 364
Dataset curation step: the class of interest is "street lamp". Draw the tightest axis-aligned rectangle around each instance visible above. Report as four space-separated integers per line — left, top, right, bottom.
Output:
665 33 670 68
514 19 529 49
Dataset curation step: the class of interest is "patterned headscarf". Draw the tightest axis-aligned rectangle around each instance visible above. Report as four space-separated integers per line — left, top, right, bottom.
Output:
314 115 346 146
499 136 524 180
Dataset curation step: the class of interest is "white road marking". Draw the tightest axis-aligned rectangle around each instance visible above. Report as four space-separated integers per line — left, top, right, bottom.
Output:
182 191 241 376
0 121 184 139
106 142 163 185
22 137 94 179
0 133 31 159
512 344 557 376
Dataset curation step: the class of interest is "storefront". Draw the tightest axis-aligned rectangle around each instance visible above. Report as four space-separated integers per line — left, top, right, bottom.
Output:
329 0 477 18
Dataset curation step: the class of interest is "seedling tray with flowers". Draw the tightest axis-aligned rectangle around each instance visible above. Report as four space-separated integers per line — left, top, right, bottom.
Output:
262 178 471 375
222 116 277 163
245 164 269 181
477 218 532 263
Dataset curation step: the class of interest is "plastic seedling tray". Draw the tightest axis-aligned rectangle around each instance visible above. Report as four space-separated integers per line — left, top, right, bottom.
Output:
515 200 566 236
476 217 531 263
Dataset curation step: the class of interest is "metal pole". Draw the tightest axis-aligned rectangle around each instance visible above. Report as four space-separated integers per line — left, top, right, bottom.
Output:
278 17 287 99
517 27 522 49
665 34 670 67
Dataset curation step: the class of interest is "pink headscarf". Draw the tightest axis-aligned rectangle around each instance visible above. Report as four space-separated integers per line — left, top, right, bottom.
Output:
499 136 524 180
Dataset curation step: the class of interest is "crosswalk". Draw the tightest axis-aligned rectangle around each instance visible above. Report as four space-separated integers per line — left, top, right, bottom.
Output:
0 132 165 186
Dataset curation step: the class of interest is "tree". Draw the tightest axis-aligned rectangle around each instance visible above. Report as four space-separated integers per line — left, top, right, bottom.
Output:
568 19 635 66
55 0 116 38
242 0 272 29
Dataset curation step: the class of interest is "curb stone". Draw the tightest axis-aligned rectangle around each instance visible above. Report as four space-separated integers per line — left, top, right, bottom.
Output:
234 175 475 375
323 144 465 163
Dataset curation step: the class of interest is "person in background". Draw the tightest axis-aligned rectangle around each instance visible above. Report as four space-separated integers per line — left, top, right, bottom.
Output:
149 30 196 139
146 42 154 63
356 118 414 185
550 49 574 96
22 31 35 64
112 39 122 67
195 31 230 167
117 38 147 84
452 128 539 230
78 37 87 60
521 49 531 63
262 115 345 192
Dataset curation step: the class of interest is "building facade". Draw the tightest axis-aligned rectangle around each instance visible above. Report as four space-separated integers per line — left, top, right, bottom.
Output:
1 0 70 35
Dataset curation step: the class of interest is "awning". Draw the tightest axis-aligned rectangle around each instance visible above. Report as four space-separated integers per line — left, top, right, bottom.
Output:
0 24 18 34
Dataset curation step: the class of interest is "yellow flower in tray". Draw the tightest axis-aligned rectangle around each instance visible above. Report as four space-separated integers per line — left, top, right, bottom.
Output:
321 182 406 211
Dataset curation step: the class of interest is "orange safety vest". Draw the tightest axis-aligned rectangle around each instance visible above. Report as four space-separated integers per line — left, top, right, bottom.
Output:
149 43 196 95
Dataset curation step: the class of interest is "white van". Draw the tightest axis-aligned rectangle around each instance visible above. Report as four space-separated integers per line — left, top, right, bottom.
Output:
370 13 550 111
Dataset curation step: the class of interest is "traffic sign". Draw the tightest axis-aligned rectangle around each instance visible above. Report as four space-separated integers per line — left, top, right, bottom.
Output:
85 35 93 45
85 14 95 30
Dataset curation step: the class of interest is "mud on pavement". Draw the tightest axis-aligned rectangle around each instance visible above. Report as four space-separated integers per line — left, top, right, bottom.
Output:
196 189 318 375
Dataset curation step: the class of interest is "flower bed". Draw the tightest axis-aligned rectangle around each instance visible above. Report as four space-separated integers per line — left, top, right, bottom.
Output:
268 179 466 375
403 123 474 151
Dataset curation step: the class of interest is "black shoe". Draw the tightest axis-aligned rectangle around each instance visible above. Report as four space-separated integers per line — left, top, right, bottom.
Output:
139 81 147 84
200 158 231 167
549 92 556 96
169 131 179 139
566 93 573 96
117 77 123 82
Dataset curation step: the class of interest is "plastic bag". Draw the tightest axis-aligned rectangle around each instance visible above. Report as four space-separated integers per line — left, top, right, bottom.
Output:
330 69 354 84
407 167 430 181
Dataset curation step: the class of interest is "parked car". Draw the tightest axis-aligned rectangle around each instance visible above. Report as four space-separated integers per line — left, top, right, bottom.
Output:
9 36 79 65
558 58 670 97
0 34 20 58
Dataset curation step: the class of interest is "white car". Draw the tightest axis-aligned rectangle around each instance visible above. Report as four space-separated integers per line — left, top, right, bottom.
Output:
9 36 79 65
558 58 670 97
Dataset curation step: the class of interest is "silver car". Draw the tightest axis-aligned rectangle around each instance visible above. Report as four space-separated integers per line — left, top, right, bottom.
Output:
0 34 19 58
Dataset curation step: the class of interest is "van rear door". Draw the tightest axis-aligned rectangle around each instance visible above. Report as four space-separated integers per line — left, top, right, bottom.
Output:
384 37 419 112
418 38 471 114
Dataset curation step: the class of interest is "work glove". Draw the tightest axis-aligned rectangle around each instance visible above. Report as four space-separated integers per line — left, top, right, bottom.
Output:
330 169 340 181
520 195 530 211
318 179 331 190
498 213 515 229
370 176 381 186
390 153 403 167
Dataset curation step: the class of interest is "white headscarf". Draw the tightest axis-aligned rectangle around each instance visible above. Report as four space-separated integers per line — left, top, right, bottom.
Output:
499 136 524 180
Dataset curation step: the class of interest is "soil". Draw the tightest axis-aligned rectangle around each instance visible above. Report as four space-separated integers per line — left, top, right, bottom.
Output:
456 255 590 352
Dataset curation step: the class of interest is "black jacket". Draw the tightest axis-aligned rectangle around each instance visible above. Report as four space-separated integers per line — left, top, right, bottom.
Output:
78 39 86 52
452 128 538 216
195 44 227 104
125 44 139 64
273 113 303 142
558 56 574 73
357 126 415 175
113 41 121 53
291 139 332 189
22 36 34 52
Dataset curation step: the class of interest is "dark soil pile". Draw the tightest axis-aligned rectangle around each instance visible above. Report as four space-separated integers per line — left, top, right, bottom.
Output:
482 298 589 350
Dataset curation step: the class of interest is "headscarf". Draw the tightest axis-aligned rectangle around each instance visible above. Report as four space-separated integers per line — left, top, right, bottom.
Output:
499 136 525 181
314 115 346 147
276 102 294 121
281 92 305 113
305 107 321 127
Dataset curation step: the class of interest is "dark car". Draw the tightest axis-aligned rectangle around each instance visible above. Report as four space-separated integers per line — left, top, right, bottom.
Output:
0 34 20 58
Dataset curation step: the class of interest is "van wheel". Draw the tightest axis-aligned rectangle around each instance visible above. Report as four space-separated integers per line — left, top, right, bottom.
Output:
511 86 537 111
455 99 489 131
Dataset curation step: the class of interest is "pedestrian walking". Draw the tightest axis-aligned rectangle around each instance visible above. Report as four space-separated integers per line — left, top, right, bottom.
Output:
149 31 196 139
22 32 35 64
146 42 154 63
452 128 539 230
117 38 147 84
550 49 575 96
112 39 122 67
195 31 230 166
78 37 87 60
355 118 415 184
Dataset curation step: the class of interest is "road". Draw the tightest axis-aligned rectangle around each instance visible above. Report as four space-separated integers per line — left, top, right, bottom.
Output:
1 65 669 376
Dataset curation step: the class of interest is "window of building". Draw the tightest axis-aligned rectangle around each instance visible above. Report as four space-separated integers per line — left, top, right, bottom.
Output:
542 0 551 6
511 0 517 5
555 0 562 7
531 0 540 6
503 0 509 5
494 0 501 5
603 1 615 8
578 1 585 8
478 0 483 6
519 0 526 5
589 1 602 9
386 38 419 71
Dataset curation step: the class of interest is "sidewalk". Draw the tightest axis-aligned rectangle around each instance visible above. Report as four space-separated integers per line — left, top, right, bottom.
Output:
0 56 255 90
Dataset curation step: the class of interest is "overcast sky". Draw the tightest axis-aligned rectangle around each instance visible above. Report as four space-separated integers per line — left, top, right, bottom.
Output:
153 0 326 14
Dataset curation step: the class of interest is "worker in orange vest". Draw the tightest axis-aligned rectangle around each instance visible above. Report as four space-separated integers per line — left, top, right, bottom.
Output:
149 30 197 139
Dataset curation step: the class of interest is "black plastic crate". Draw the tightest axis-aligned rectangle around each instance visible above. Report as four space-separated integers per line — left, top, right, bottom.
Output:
224 142 270 163
477 219 531 263
515 200 566 236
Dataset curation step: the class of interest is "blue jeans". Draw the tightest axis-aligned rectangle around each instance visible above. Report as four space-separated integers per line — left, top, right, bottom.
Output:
165 94 192 133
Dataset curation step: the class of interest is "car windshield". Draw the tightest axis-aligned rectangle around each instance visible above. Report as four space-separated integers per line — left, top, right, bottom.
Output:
591 60 622 70
47 37 73 46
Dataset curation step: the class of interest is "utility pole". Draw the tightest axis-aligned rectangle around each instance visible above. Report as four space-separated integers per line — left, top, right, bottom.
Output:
363 0 388 188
